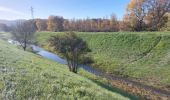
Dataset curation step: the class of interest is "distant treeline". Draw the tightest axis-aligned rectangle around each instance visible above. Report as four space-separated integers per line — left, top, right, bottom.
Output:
34 0 170 32
35 13 170 32
1 0 170 32
35 15 119 32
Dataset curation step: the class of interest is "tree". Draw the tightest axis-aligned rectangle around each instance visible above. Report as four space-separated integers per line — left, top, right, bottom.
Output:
160 13 170 31
0 23 8 32
110 14 119 31
36 19 47 31
11 20 36 51
126 0 170 31
127 0 147 31
146 0 170 31
120 17 131 31
63 19 70 31
165 13 170 31
47 16 64 32
49 32 90 73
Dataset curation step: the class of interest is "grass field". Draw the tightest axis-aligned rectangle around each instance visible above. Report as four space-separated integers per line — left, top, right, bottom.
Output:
36 31 170 91
0 40 131 100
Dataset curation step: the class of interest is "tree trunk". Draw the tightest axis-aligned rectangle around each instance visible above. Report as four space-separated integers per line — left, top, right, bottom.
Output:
72 64 77 73
23 46 26 51
66 51 78 73
23 41 27 51
137 20 143 31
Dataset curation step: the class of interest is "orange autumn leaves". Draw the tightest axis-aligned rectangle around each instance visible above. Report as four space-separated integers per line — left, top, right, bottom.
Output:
127 0 145 10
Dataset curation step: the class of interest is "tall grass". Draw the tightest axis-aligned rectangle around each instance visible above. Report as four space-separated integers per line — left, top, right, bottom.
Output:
0 40 129 100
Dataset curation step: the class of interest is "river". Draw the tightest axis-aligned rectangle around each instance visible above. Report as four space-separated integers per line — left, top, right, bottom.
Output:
31 45 106 76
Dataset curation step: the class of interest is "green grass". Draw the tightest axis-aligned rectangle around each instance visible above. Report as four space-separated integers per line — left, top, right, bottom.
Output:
0 32 11 38
36 31 170 90
0 40 130 100
78 68 142 100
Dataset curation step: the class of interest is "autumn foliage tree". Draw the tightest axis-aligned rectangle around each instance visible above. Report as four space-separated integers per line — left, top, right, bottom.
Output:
120 14 134 31
126 0 170 31
110 14 119 31
127 0 147 31
36 19 47 31
146 0 170 31
47 15 64 32
160 13 170 31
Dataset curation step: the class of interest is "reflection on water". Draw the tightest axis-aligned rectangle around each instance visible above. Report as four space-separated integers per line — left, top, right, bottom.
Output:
32 45 67 64
32 45 104 76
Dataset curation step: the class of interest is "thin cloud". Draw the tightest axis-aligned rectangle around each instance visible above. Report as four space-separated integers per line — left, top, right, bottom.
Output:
0 6 26 16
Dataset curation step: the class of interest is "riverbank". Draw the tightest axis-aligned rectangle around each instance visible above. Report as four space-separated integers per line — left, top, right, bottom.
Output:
35 31 170 99
36 32 170 88
31 45 170 100
0 38 131 99
0 32 143 99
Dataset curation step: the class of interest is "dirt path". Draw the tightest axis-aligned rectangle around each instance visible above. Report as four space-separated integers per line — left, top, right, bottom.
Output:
83 65 170 99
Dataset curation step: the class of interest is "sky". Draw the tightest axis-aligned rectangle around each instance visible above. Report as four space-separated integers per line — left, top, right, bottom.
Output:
0 0 130 20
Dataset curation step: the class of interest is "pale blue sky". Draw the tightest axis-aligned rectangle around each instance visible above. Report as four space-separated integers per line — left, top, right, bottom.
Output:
0 0 130 20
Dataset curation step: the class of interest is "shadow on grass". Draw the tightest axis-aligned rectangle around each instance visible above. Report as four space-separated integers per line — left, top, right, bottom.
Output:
89 79 143 100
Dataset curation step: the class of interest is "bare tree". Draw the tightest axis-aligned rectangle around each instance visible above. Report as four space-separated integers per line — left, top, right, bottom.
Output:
11 20 36 51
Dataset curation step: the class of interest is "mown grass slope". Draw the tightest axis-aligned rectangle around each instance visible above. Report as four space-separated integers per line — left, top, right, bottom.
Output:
36 32 170 90
0 40 129 100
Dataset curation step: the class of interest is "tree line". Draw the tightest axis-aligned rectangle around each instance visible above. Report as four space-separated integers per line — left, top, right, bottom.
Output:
1 0 170 32
0 23 11 32
34 0 170 32
35 15 119 32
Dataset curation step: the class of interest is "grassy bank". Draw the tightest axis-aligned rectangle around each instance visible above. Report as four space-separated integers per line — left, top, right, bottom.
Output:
36 31 170 91
0 40 130 100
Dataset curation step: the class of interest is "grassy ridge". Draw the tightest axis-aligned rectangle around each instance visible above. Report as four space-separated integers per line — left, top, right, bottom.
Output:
78 32 170 88
0 40 129 100
36 31 170 90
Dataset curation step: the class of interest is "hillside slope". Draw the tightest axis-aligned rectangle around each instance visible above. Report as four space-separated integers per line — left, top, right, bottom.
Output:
36 32 170 91
0 40 129 100
78 32 170 89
